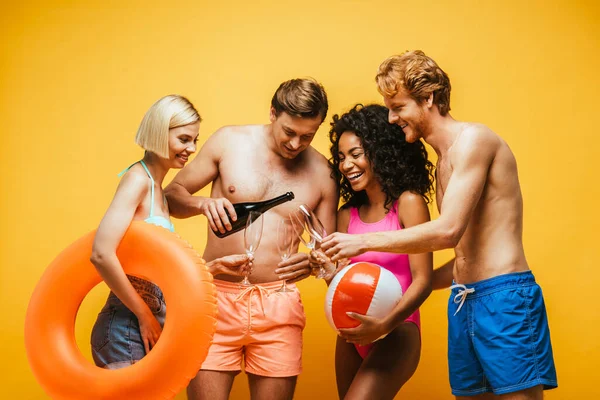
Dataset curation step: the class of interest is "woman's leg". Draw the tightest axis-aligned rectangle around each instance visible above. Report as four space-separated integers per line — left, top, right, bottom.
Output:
335 335 363 399
344 322 421 400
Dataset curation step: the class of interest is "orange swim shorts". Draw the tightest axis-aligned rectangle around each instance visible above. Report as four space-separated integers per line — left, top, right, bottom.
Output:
200 279 306 377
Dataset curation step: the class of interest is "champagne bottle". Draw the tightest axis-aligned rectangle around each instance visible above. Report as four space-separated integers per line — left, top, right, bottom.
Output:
213 192 295 238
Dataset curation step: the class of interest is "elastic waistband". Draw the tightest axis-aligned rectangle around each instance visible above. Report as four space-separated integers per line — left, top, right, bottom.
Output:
113 275 164 300
451 271 535 299
213 279 298 294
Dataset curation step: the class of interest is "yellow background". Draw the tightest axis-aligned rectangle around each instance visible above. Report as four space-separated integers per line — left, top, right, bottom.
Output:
2 1 598 398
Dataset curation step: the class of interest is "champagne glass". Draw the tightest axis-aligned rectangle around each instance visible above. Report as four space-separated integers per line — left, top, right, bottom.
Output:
290 208 329 279
290 211 316 250
299 204 327 242
275 218 294 292
241 211 263 286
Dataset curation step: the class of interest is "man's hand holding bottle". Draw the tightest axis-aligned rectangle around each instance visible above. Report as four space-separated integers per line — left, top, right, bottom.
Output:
199 197 237 235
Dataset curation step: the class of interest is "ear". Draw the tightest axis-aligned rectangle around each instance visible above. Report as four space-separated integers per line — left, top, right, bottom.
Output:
425 93 434 109
269 107 277 123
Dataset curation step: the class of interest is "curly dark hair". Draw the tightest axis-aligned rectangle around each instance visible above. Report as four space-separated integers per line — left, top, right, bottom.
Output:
329 104 435 211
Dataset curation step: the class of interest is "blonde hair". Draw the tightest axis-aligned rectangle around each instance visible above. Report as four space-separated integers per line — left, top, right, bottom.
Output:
271 78 329 122
135 95 201 158
376 50 452 115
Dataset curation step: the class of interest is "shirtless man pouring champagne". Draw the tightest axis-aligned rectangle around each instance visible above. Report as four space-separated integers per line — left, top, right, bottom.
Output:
165 78 338 400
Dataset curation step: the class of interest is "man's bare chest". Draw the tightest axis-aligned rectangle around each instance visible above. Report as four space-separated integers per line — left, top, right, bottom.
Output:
217 153 313 203
435 158 452 209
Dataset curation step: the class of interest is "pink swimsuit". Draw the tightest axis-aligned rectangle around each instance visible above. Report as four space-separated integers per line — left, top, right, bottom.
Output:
347 200 421 358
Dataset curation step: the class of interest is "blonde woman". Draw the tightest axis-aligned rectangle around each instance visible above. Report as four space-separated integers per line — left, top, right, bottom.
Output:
90 95 251 369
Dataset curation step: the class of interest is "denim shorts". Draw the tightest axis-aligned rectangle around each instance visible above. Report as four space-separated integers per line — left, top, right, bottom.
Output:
448 271 558 396
91 275 166 369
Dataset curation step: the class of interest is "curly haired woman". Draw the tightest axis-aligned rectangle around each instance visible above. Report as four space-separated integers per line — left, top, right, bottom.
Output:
327 103 435 399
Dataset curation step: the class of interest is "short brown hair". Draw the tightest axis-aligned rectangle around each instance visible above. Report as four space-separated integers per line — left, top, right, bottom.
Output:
376 50 452 115
271 78 328 121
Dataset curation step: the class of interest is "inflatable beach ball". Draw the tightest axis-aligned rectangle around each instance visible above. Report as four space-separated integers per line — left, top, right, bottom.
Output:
325 262 403 330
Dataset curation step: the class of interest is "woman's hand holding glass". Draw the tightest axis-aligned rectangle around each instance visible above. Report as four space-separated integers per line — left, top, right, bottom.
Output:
290 205 337 280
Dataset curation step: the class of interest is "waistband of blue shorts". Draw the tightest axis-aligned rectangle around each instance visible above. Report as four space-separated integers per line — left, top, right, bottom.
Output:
451 270 536 299
108 275 164 300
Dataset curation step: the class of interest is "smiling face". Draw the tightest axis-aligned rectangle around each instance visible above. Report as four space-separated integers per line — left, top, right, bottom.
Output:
337 131 377 193
383 88 428 143
269 108 322 159
167 122 199 168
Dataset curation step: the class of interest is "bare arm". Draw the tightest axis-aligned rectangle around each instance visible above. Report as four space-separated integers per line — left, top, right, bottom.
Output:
322 129 498 261
432 257 455 290
90 172 162 352
91 173 152 317
164 128 237 234
164 131 220 217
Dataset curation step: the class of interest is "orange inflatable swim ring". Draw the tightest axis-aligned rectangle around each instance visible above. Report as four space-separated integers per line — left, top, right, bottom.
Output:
24 221 217 400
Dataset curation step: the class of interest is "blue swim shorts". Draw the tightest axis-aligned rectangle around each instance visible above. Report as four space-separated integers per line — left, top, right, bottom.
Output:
448 271 557 396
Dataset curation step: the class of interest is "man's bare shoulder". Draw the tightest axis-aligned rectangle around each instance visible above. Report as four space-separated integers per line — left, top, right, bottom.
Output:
209 124 262 141
463 122 499 141
452 122 501 158
298 147 336 195
304 146 331 170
